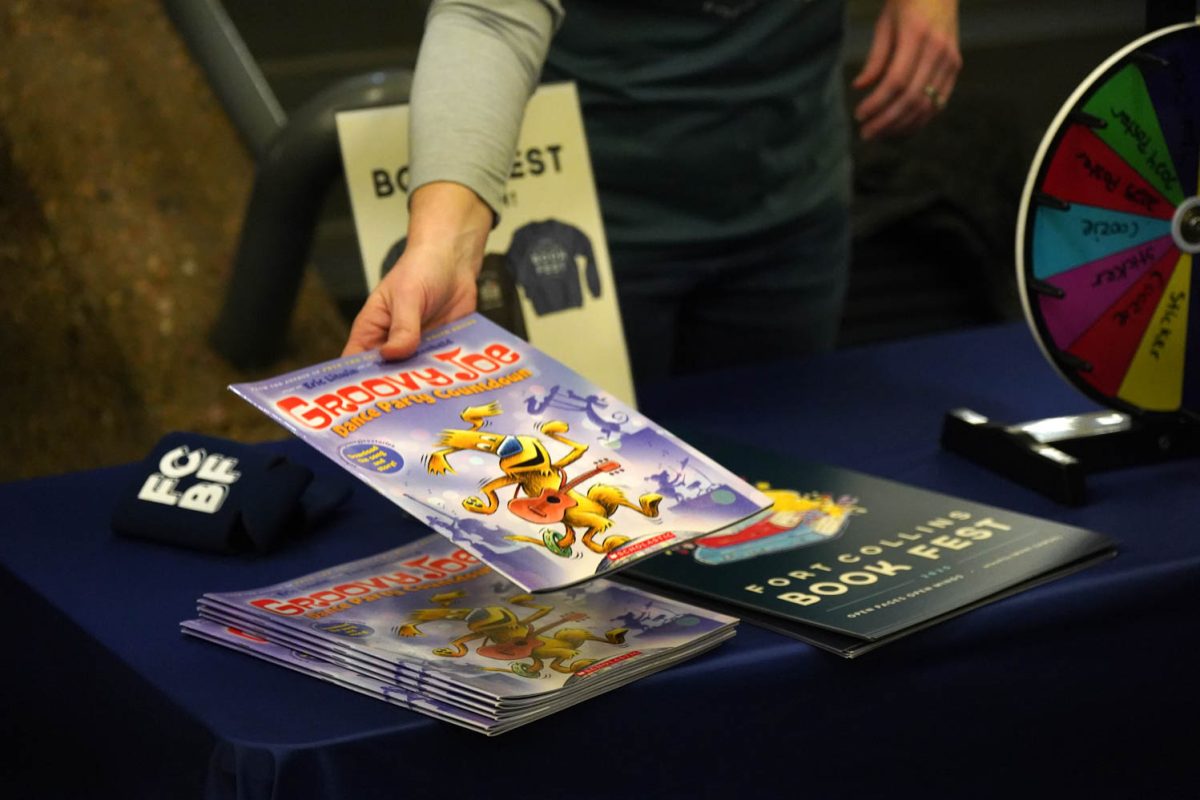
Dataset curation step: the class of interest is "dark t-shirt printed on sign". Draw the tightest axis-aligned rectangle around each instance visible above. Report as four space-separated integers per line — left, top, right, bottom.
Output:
505 219 601 316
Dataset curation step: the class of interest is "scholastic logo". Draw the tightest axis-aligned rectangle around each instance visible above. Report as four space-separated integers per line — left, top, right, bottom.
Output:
576 650 642 677
607 532 677 562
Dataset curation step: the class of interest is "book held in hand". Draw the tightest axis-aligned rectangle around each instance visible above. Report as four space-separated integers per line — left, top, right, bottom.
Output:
183 533 738 735
231 313 772 593
623 442 1117 657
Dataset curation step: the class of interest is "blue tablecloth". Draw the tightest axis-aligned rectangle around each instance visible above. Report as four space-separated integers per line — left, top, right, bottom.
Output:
2 322 1195 799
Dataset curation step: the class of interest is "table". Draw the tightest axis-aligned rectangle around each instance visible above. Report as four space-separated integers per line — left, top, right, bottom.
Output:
2 322 1195 799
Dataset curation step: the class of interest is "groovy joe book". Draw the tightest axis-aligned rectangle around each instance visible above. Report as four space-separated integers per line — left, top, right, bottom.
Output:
231 314 772 593
623 441 1117 657
185 532 738 735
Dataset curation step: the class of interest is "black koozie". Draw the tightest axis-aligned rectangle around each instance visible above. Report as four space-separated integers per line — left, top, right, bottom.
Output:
111 432 350 554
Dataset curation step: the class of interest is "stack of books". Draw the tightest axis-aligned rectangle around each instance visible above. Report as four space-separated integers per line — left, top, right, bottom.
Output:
183 533 737 735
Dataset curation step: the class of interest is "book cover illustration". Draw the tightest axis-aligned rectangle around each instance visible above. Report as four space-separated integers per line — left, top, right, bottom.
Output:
230 313 771 593
689 485 860 565
186 534 737 731
625 447 1116 657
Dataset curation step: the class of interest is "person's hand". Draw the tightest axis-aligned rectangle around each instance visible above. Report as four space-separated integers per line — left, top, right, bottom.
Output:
852 0 961 141
342 182 493 361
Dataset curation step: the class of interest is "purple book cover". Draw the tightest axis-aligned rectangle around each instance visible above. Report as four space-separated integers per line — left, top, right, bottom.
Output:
231 313 771 592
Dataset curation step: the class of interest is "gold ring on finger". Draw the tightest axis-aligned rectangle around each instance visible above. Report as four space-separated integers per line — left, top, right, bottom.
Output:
923 84 946 109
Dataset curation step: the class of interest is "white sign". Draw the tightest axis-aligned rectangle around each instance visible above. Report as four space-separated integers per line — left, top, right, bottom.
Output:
337 82 636 405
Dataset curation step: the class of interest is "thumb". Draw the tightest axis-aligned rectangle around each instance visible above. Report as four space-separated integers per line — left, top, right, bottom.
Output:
379 289 422 361
342 292 390 357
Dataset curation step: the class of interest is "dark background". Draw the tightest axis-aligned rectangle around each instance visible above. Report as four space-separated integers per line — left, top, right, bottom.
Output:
0 0 1154 480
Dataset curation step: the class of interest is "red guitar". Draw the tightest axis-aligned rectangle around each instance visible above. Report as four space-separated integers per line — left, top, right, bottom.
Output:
476 611 589 660
507 459 622 524
477 635 544 660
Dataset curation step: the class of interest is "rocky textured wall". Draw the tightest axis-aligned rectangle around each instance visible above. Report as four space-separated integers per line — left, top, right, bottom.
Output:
0 0 348 480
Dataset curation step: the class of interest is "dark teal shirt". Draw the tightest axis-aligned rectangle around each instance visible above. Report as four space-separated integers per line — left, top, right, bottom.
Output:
543 0 850 247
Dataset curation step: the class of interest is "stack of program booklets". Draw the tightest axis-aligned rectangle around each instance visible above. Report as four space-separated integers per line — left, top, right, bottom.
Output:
183 532 737 735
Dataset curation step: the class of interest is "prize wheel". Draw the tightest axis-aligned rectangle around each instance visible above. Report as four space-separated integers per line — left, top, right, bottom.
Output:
1017 21 1200 421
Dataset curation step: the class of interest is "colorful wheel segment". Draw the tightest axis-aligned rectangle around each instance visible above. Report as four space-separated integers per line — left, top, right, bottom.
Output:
1017 22 1200 419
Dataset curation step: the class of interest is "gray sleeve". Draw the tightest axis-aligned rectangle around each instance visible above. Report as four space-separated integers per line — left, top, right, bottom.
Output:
408 0 564 216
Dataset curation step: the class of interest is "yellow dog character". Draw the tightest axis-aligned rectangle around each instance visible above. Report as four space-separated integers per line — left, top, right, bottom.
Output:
427 403 661 556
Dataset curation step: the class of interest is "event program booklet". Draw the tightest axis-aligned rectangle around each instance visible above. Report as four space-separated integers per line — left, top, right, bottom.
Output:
231 313 772 593
184 532 738 735
623 441 1117 658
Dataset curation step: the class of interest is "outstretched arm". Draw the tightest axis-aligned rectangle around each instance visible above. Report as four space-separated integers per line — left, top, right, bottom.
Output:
852 0 961 142
343 0 564 360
